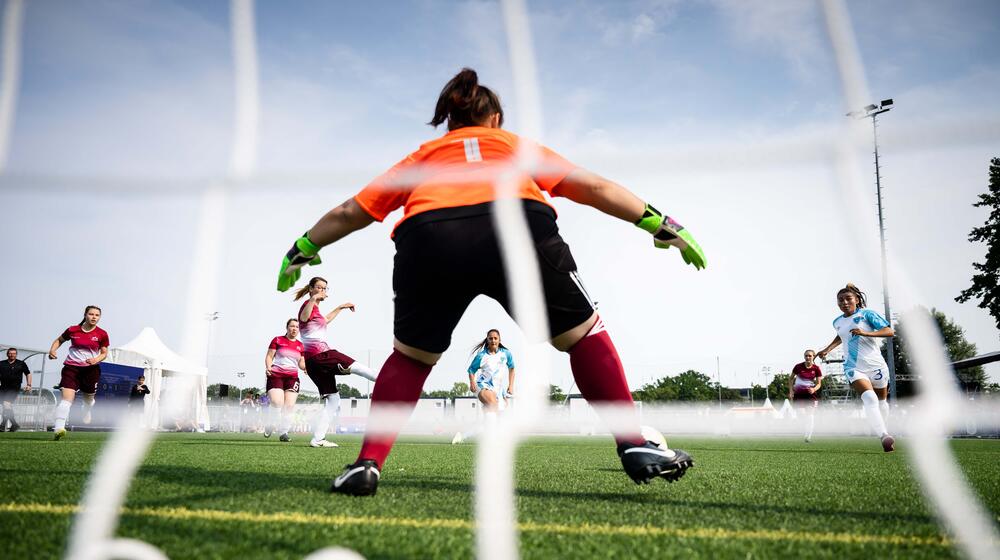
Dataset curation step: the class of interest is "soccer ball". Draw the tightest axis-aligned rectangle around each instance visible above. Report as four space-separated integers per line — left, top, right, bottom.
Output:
640 425 668 451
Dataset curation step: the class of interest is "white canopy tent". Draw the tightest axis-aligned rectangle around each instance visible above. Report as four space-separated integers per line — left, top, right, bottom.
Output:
107 327 209 430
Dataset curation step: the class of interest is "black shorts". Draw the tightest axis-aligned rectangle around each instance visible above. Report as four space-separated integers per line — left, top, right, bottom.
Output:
392 200 596 354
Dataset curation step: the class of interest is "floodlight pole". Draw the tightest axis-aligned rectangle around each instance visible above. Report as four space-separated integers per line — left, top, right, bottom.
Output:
848 100 896 402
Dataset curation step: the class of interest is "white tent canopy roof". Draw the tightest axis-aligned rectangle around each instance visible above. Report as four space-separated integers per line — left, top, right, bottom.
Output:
111 327 207 376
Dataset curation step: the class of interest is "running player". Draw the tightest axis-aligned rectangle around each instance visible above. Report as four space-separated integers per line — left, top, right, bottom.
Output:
294 276 377 448
452 329 515 444
788 349 822 442
817 284 896 452
277 68 704 495
264 318 307 442
48 306 109 440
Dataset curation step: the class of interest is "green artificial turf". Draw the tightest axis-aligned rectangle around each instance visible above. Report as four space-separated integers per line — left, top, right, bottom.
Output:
1 432 998 559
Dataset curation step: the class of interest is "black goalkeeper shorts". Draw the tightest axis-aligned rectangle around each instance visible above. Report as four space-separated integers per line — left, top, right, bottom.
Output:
392 200 596 354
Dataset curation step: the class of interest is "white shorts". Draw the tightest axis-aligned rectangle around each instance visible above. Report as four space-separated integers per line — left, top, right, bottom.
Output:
845 367 889 389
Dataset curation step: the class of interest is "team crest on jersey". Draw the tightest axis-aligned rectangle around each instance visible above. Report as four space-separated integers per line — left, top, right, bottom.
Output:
853 317 862 324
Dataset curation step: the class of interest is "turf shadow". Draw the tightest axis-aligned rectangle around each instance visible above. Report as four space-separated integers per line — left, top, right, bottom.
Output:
130 465 330 506
513 485 936 524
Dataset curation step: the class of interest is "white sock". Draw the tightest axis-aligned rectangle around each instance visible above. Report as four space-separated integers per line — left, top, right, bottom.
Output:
279 408 293 435
266 406 280 428
312 394 340 442
861 390 888 438
348 362 376 382
82 394 95 414
54 400 72 431
484 411 497 430
805 412 816 439
879 399 889 418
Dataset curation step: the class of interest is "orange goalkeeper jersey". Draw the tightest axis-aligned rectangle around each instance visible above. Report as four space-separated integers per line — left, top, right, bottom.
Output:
353 127 577 236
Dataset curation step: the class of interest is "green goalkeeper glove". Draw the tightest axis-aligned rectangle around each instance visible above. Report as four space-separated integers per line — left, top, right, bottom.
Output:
277 233 322 292
634 203 707 270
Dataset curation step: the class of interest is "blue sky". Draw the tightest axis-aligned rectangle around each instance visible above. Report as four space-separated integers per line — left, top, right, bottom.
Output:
1 0 999 394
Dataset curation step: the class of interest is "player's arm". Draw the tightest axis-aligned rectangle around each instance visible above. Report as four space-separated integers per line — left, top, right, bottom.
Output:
298 356 307 372
325 302 356 323
788 373 796 399
552 169 706 270
816 336 841 360
507 367 515 397
277 198 376 292
23 364 32 391
812 375 822 394
264 348 276 376
87 346 108 366
48 335 67 360
851 326 894 338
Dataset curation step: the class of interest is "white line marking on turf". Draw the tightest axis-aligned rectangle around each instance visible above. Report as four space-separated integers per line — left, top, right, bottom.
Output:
0 502 958 548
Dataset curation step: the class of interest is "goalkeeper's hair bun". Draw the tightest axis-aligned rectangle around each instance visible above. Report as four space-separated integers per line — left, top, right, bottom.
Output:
429 67 504 131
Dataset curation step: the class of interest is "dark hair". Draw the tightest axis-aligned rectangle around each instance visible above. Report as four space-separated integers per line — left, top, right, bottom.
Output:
293 277 327 302
6 347 16 354
286 318 299 327
429 68 504 131
837 283 867 309
470 329 507 356
79 305 102 327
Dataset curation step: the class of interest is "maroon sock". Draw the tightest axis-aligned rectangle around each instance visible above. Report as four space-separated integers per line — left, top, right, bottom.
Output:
357 349 433 468
568 321 645 447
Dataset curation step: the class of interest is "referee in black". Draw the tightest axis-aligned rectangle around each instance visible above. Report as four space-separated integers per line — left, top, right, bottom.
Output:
1 348 31 432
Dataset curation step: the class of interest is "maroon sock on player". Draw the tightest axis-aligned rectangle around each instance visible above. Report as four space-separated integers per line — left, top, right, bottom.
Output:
568 319 645 447
357 349 433 468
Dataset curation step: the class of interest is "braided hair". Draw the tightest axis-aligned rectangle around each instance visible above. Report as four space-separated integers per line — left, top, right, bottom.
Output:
837 283 867 308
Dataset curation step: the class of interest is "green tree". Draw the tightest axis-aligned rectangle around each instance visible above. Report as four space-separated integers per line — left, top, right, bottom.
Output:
885 308 987 395
337 384 363 398
633 370 716 401
956 157 1000 335
549 384 567 403
206 383 238 402
769 373 792 400
452 381 472 397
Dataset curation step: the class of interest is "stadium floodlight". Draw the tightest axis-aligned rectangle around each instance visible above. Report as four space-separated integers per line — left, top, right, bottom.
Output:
847 99 897 401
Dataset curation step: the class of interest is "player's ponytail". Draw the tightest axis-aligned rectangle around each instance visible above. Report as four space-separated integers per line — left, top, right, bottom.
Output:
429 68 504 131
469 328 507 356
79 305 101 326
293 277 327 301
837 283 867 308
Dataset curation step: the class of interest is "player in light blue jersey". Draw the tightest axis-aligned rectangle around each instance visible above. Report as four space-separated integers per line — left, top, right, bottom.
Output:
817 284 896 452
452 329 516 444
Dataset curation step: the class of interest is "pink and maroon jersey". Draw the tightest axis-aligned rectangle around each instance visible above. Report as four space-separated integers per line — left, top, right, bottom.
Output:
298 301 330 358
792 362 822 391
269 336 304 377
61 325 110 367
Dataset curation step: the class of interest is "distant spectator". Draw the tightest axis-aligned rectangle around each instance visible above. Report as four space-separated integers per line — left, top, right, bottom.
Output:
0 348 32 432
128 375 151 425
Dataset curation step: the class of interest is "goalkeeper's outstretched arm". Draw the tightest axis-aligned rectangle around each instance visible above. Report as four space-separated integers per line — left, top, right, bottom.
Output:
277 198 376 291
553 169 706 270
308 198 376 247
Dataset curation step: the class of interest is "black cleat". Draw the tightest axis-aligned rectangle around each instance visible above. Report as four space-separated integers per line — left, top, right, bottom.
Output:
330 460 380 496
279 433 290 442
618 441 694 484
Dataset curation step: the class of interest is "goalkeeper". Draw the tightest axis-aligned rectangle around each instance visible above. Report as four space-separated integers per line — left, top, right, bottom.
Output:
276 67 706 496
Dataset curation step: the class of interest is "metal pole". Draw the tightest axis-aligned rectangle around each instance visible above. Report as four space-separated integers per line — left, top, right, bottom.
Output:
716 356 721 408
871 112 896 402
